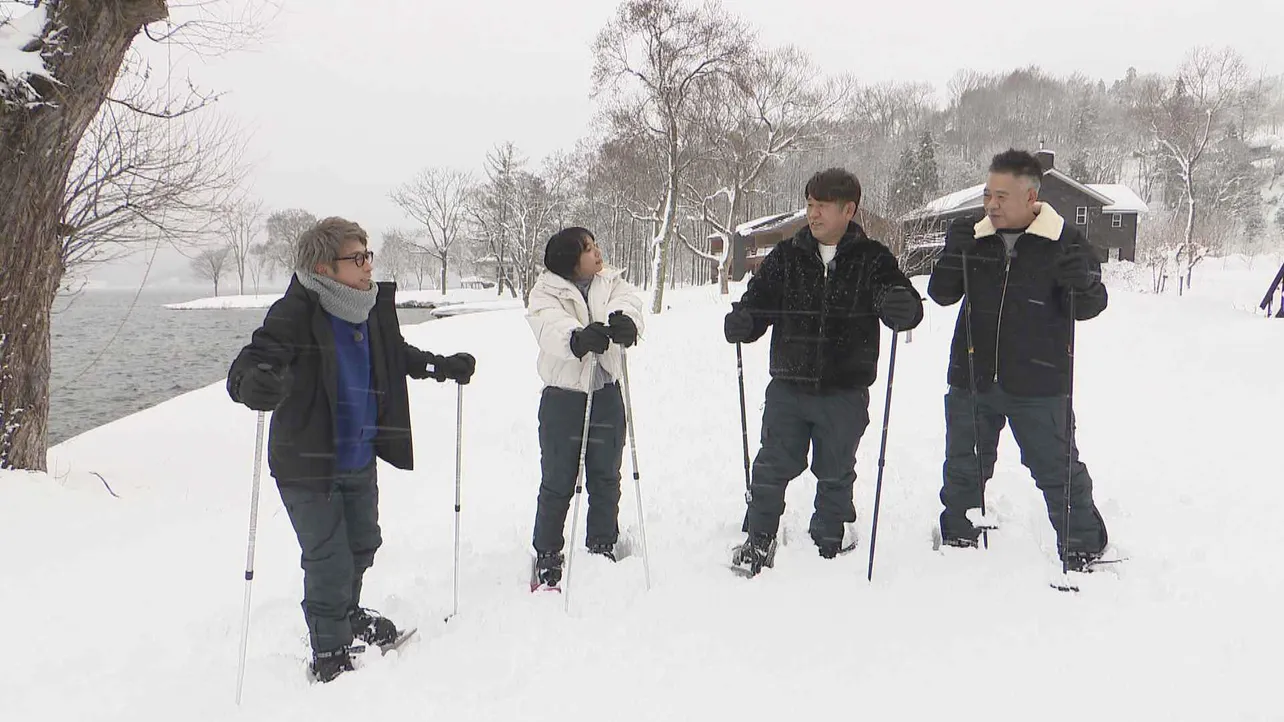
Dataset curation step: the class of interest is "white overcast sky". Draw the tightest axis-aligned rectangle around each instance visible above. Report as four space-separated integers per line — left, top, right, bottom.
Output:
89 0 1283 288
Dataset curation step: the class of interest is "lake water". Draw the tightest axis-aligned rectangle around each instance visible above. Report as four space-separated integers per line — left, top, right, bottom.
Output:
48 289 439 445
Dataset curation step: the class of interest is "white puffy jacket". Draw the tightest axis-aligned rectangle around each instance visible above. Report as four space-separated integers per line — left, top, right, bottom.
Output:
526 268 646 393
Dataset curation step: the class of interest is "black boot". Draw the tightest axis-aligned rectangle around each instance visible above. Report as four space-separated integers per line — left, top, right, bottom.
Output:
309 646 354 683
586 539 617 562
730 532 776 576
535 550 564 587
350 607 399 647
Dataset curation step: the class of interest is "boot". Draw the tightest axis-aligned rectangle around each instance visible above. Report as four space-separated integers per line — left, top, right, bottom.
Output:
730 532 776 576
350 607 399 647
309 646 354 683
535 550 564 587
586 539 616 562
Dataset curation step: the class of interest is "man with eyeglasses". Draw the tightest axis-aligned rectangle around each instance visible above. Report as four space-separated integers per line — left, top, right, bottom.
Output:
226 216 476 682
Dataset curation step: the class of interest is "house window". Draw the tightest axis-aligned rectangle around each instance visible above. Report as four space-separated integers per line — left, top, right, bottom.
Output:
1111 213 1123 228
1075 207 1088 225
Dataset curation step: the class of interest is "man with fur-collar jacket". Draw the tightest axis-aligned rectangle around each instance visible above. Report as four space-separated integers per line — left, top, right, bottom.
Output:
927 148 1109 570
525 226 645 589
724 168 924 577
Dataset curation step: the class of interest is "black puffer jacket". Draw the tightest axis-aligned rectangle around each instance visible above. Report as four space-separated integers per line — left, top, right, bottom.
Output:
737 221 922 391
927 203 1107 397
227 276 440 489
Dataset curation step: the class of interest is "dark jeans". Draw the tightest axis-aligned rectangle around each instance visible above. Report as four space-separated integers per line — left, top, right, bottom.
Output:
744 379 871 544
279 461 381 653
940 385 1107 554
532 383 626 554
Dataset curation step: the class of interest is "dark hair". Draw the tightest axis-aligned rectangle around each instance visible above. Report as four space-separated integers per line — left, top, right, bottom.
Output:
544 226 595 279
803 168 862 209
989 149 1044 189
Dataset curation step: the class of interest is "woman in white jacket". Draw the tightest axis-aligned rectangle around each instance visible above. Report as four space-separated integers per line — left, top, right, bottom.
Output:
525 227 645 589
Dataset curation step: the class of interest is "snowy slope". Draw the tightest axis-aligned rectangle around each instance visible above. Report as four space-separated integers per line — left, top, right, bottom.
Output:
2 268 1281 721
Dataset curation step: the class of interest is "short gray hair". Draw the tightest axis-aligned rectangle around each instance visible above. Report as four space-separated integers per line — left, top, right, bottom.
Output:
294 217 369 273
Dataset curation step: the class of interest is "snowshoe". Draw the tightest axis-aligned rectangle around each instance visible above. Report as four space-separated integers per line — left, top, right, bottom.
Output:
307 646 355 684
729 533 777 578
587 539 618 562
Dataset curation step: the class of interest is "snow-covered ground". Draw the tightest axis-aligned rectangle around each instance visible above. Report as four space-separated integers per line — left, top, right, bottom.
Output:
165 288 523 317
3 261 1281 721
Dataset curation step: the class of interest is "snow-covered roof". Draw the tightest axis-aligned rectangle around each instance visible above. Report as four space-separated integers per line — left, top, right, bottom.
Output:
901 183 985 221
734 210 805 235
1087 184 1149 214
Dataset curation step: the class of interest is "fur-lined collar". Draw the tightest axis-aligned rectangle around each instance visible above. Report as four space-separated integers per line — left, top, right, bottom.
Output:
973 202 1065 241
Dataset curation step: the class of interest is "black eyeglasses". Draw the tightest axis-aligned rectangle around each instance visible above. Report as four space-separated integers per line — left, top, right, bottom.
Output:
336 250 375 267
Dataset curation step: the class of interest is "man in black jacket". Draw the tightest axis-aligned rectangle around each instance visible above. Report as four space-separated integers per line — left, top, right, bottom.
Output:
928 149 1109 569
724 168 923 576
226 217 475 682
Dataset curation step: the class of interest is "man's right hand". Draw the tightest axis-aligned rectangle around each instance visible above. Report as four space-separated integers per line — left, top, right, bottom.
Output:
723 304 755 344
238 362 292 412
944 217 979 256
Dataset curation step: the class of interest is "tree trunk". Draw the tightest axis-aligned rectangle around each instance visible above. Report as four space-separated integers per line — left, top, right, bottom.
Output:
0 0 168 471
650 175 679 314
440 257 448 294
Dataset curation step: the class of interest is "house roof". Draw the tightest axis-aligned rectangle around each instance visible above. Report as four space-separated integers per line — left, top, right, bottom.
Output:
734 210 804 235
1087 184 1149 214
903 174 1144 221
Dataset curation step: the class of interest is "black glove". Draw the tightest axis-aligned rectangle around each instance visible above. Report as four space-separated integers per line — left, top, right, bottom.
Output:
570 322 611 359
237 362 292 412
1055 251 1095 291
878 286 923 332
607 311 638 348
432 352 476 385
944 217 979 257
723 304 755 344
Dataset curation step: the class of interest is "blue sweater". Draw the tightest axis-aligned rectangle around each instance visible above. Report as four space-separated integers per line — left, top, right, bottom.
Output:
329 314 378 471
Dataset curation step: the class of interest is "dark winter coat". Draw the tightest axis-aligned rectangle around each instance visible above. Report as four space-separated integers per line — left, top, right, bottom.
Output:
227 276 437 489
737 221 922 392
927 203 1107 397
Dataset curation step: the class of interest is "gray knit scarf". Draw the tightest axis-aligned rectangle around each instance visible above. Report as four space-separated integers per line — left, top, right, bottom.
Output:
296 271 378 324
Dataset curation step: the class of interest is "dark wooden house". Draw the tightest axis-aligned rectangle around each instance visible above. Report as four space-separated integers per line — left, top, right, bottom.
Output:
900 149 1148 267
711 208 897 282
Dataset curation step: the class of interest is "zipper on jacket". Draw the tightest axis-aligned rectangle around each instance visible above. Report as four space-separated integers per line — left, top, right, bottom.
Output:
993 253 1011 384
815 249 830 391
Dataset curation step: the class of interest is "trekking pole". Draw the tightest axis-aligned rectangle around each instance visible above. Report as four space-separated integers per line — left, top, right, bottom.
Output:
235 398 268 705
563 356 598 613
960 252 990 548
736 342 752 507
447 384 463 621
1053 292 1080 592
619 349 652 590
866 331 900 582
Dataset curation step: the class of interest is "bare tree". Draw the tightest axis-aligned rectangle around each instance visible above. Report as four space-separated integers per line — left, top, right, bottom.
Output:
219 197 263 295
681 45 849 293
58 92 247 284
592 0 751 313
190 246 231 296
247 241 270 293
389 167 474 293
262 208 317 278
1137 47 1250 292
0 0 275 471
469 141 524 297
408 248 436 291
377 228 414 286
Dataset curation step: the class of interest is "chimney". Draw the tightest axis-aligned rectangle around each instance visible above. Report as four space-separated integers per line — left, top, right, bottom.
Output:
1034 143 1055 172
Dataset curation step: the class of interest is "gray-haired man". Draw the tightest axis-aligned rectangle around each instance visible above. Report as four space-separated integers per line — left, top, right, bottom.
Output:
226 217 475 682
